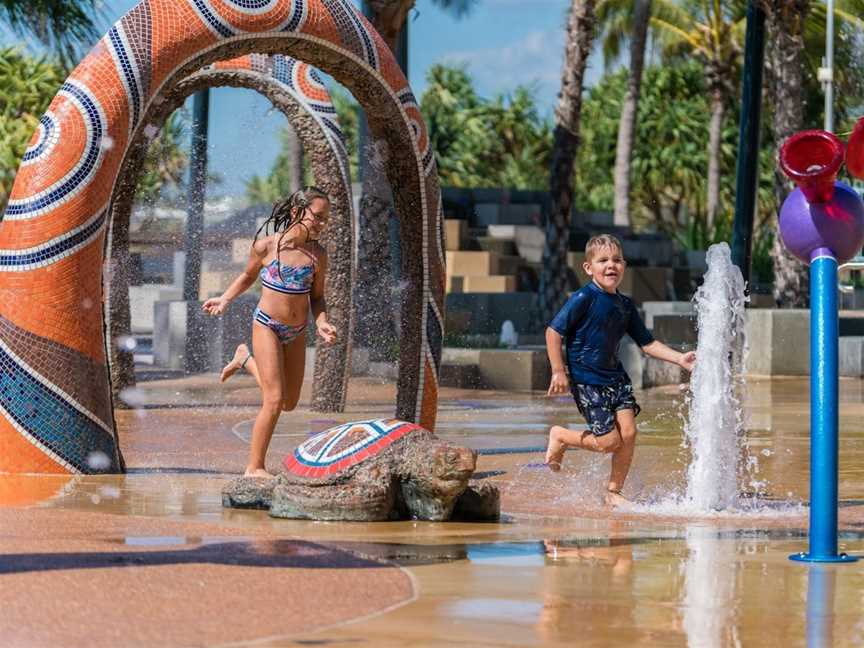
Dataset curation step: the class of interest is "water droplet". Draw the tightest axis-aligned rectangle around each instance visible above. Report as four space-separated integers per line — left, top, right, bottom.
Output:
99 486 121 498
86 451 111 471
116 335 137 352
119 387 146 408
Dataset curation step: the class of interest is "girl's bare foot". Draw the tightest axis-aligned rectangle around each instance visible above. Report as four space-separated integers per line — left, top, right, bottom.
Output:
605 490 631 508
545 426 567 472
244 468 275 479
221 343 250 383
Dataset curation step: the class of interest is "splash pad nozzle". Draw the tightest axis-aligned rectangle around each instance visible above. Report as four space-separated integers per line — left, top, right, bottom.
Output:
778 123 864 564
779 129 843 204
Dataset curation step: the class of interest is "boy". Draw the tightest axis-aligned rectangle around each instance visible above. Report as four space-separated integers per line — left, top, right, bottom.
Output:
544 234 696 506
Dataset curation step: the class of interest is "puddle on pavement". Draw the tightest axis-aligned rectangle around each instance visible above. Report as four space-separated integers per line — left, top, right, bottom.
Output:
4 378 864 645
295 531 864 647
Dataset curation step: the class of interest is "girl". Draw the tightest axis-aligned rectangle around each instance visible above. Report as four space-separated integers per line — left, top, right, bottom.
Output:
203 187 337 478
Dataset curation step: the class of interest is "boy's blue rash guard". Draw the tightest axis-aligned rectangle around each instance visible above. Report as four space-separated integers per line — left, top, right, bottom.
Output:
548 282 654 386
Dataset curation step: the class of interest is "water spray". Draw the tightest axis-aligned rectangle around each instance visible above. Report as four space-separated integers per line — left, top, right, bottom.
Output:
684 243 746 511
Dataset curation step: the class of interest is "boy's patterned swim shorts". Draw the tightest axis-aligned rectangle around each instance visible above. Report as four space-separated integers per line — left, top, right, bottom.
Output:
571 380 641 436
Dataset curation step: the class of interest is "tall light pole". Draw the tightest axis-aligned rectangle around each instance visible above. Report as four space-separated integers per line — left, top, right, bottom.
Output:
819 0 835 132
731 2 766 287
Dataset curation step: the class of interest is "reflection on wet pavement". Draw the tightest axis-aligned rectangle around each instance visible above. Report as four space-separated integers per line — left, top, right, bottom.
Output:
2 375 864 646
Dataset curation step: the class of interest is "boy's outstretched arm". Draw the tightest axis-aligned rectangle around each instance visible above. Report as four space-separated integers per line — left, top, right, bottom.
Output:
546 327 570 395
641 340 696 372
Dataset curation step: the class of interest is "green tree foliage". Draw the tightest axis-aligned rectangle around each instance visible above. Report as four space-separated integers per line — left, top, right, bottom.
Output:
420 64 552 189
0 47 64 211
244 127 316 204
245 87 360 204
331 87 360 180
0 48 190 212
574 60 777 265
576 61 721 223
134 112 189 205
245 63 554 202
0 0 101 67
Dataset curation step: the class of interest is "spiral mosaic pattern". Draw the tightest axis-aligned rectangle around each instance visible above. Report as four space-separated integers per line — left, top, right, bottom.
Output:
0 0 444 474
21 114 61 166
212 54 351 191
5 82 108 221
283 418 423 479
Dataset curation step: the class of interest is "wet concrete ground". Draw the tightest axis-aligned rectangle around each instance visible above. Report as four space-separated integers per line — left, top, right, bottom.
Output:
2 373 864 646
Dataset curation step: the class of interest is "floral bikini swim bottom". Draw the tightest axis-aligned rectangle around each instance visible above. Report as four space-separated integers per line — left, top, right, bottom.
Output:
253 307 307 344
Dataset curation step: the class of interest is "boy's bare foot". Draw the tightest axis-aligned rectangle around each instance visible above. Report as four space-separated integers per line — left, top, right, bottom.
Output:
545 426 567 472
605 489 631 508
243 468 275 479
221 344 250 383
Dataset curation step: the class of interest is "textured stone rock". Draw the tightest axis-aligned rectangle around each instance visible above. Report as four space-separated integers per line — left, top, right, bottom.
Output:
222 419 501 522
221 477 276 510
451 481 501 521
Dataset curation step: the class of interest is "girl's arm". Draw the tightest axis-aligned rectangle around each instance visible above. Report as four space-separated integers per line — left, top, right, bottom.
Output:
641 340 696 372
310 248 336 344
202 239 268 315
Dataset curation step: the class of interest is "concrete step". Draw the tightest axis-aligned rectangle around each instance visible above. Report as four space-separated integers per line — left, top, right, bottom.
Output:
477 236 518 256
487 224 544 263
444 219 468 251
461 276 517 293
475 203 543 227
446 251 500 276
445 292 539 335
440 348 551 391
439 363 485 389
840 337 864 376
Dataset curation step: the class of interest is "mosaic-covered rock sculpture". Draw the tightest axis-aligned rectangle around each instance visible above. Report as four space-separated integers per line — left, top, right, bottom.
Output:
222 419 500 521
0 0 445 475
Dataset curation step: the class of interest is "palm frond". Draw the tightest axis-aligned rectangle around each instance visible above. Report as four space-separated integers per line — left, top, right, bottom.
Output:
650 17 703 55
430 0 476 18
0 0 103 65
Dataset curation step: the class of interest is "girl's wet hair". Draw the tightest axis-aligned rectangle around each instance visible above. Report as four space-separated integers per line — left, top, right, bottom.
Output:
253 186 329 277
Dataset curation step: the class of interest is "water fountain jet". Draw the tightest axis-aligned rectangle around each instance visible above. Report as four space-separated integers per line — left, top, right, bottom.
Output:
684 243 747 511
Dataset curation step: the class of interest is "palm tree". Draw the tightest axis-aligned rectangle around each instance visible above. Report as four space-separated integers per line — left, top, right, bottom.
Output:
0 1 101 66
539 0 598 324
759 0 863 307
651 0 746 232
597 0 653 228
650 0 746 235
757 1 811 307
365 0 475 50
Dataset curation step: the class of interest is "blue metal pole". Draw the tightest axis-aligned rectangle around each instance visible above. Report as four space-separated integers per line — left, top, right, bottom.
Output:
790 249 857 562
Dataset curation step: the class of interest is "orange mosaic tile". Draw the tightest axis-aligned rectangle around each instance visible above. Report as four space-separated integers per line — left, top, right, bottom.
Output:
0 0 443 475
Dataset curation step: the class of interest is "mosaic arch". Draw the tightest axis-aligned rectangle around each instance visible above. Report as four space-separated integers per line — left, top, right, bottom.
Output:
0 0 445 475
106 53 356 413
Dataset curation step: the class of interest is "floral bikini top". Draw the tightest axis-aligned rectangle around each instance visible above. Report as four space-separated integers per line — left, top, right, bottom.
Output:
259 248 317 295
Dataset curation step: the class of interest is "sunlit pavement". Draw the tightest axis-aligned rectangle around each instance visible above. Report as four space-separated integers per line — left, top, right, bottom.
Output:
2 374 864 646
